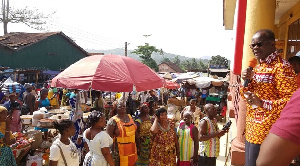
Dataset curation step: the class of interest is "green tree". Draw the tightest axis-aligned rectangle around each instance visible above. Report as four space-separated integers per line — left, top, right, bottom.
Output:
161 57 171 63
0 0 53 34
173 55 180 66
209 55 229 68
131 43 163 71
190 58 198 70
181 60 191 71
198 60 207 70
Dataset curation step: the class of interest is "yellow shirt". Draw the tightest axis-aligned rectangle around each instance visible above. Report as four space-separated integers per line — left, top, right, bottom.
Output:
241 53 297 144
115 93 122 99
48 89 58 106
0 122 14 140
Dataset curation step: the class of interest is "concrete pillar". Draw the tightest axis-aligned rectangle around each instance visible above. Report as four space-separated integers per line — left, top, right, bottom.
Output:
242 0 276 70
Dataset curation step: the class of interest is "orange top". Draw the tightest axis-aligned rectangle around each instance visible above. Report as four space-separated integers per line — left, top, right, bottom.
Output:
241 53 297 144
112 114 137 166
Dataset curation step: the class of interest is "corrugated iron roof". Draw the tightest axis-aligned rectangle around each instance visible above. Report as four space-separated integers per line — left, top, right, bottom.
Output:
159 61 184 73
0 32 89 56
0 32 60 50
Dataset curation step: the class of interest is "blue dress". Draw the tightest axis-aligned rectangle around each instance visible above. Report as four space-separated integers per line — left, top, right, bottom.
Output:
35 98 51 132
0 132 17 166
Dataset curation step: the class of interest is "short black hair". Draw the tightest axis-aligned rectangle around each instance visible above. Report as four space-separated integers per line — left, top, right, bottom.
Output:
257 29 275 41
53 119 73 134
87 110 103 128
155 107 167 118
288 56 300 64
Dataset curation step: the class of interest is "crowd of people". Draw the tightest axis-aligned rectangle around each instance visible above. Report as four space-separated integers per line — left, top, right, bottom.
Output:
0 76 229 166
5 28 300 166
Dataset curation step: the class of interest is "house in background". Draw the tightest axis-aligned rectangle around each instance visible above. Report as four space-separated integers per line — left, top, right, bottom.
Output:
0 32 89 84
158 61 184 73
0 32 89 71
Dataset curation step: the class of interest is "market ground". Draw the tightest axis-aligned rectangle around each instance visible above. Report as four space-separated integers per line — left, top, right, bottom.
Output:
216 117 236 166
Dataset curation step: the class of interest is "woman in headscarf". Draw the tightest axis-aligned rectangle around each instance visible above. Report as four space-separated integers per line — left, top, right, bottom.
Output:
83 110 114 166
3 92 21 132
177 112 199 166
149 108 179 166
135 103 152 166
60 89 69 106
35 89 51 110
106 98 138 166
34 89 50 140
0 106 17 166
181 99 203 129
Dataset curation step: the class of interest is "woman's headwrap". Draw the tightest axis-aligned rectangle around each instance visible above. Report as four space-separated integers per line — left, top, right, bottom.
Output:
116 95 125 108
0 106 7 113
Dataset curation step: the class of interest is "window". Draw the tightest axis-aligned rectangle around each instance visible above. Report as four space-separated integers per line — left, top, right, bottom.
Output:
286 18 300 59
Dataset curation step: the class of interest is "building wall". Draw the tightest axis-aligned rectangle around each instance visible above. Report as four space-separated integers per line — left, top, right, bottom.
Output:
276 1 300 59
0 34 87 70
158 64 176 73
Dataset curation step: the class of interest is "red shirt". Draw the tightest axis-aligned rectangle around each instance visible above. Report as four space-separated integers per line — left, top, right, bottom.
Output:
270 88 300 145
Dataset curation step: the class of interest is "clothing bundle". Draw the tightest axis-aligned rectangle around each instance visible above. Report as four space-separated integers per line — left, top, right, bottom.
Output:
1 82 22 96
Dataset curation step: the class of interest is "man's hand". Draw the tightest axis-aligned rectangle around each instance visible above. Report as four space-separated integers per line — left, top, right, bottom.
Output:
244 91 262 107
241 68 254 81
216 130 227 137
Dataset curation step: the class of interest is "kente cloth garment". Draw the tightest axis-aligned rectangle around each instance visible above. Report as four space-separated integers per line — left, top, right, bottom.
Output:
0 131 17 166
240 52 297 144
83 130 113 166
135 116 152 166
112 114 137 166
181 106 203 129
177 123 195 166
199 117 220 158
149 120 177 166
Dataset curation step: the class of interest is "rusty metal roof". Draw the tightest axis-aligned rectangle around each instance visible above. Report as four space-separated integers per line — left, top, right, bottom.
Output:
159 61 185 73
0 32 60 50
0 32 88 56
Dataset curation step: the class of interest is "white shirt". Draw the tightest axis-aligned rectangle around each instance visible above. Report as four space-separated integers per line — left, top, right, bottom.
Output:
49 138 80 166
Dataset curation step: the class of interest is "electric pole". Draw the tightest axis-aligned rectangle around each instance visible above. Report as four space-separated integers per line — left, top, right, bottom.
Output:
125 42 127 56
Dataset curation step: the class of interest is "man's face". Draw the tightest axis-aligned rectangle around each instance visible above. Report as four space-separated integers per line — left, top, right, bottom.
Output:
250 32 275 60
205 104 217 117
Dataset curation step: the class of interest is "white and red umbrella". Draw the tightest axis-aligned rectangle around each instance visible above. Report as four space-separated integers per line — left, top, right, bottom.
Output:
51 55 164 92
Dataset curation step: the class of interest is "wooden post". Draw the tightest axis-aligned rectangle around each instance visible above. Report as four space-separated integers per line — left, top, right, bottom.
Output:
35 71 39 85
14 71 17 82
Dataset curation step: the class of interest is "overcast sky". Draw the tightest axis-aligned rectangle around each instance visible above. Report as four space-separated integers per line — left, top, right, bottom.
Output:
2 0 234 60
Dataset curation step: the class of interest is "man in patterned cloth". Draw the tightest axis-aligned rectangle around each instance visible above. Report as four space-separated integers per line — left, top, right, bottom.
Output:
241 29 297 166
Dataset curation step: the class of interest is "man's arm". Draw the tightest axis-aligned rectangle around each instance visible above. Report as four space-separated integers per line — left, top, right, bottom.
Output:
257 133 300 166
198 120 225 141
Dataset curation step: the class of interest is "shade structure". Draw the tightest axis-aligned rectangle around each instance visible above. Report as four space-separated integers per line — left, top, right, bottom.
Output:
164 80 180 89
192 77 224 88
51 55 164 92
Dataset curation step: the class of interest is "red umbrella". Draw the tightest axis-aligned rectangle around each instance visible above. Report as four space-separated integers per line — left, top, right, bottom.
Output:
164 80 180 89
51 55 164 92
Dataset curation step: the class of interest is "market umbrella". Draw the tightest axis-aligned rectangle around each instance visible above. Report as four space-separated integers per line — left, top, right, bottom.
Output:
164 80 180 89
51 55 164 92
